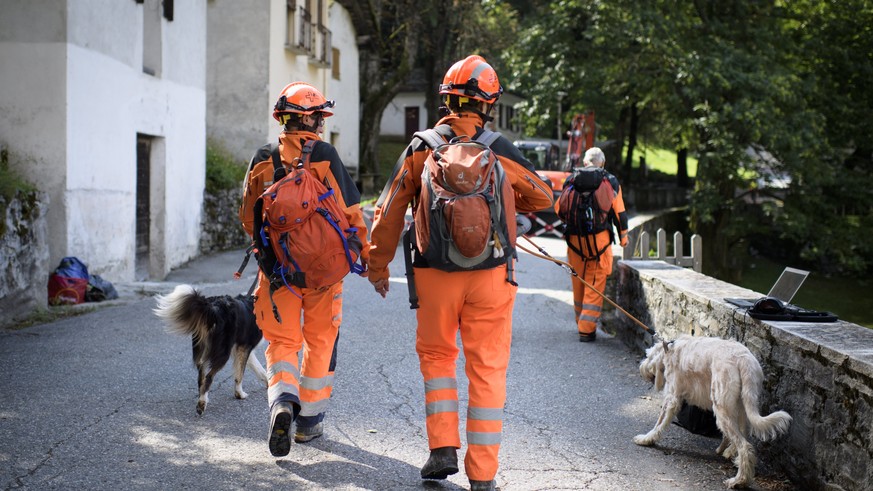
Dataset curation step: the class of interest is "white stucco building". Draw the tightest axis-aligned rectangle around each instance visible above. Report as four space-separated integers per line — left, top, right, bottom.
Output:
207 0 359 180
0 0 207 282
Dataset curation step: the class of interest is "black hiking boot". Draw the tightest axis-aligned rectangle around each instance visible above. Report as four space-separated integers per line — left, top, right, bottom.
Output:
268 402 294 457
470 479 497 491
294 422 324 443
420 446 459 480
579 331 597 343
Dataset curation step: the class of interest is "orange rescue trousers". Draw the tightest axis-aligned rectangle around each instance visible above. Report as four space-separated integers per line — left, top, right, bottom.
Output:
414 265 517 481
566 231 614 335
254 273 342 427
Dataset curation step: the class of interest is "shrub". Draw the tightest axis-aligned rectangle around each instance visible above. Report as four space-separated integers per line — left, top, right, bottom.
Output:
205 140 246 194
0 147 37 202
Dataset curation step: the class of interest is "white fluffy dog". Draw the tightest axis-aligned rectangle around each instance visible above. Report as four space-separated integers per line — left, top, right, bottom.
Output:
634 335 792 489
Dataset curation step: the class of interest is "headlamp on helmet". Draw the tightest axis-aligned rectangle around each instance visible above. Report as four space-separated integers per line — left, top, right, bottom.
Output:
439 55 503 104
272 82 335 124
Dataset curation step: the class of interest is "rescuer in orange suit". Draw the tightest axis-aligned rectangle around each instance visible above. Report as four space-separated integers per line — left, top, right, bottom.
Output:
248 82 371 457
560 146 628 342
366 55 554 491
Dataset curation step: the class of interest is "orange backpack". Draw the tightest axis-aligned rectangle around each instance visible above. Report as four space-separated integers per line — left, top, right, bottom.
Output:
251 141 364 319
412 127 517 273
241 144 290 237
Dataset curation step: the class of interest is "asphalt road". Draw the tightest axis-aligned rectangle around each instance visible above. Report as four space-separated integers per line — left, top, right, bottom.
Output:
0 238 795 490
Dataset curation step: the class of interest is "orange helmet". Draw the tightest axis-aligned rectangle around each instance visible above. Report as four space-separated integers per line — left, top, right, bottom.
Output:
272 82 335 122
439 55 503 104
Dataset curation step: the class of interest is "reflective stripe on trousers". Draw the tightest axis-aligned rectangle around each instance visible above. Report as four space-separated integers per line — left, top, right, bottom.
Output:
415 266 515 481
254 274 342 425
566 232 613 335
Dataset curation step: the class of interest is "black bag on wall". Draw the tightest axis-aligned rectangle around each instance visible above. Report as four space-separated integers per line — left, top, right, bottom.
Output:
673 402 722 438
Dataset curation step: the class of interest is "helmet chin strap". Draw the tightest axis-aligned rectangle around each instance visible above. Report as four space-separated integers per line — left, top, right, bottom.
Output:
284 114 323 133
473 102 495 123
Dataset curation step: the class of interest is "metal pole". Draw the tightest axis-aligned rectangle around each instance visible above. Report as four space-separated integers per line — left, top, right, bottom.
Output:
557 91 567 163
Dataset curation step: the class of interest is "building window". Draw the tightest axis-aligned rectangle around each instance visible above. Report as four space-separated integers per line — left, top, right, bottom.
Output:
163 0 173 21
285 0 296 47
312 23 331 67
510 107 520 133
142 0 162 76
286 0 311 54
309 0 330 67
331 48 340 79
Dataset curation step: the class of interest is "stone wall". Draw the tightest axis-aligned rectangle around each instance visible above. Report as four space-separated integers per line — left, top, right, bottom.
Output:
0 189 49 327
0 186 244 328
199 188 248 254
606 259 873 491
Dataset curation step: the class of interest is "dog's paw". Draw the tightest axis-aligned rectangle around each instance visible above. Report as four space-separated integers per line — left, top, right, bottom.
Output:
719 443 737 459
724 476 751 489
196 401 207 415
633 434 655 446
235 388 249 400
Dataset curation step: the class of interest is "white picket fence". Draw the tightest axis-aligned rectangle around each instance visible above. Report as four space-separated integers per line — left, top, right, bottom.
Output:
621 229 702 273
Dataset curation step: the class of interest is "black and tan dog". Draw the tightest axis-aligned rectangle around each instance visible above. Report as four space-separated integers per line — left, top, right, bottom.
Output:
154 284 268 415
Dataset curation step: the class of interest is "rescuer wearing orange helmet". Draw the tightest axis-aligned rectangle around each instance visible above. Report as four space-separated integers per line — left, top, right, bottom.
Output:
559 147 628 342
367 55 554 491
247 82 371 456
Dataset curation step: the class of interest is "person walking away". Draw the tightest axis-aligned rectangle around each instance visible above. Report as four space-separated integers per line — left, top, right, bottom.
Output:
557 147 628 342
366 55 554 491
243 82 370 456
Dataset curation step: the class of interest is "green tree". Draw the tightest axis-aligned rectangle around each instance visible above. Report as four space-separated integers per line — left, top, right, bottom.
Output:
336 0 420 195
506 0 873 279
337 0 519 195
772 0 873 275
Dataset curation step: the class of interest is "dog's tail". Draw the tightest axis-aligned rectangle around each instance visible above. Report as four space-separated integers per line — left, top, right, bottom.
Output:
739 354 792 441
153 284 212 343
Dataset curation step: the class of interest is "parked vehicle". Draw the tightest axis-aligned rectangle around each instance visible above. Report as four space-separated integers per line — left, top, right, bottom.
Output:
513 140 571 237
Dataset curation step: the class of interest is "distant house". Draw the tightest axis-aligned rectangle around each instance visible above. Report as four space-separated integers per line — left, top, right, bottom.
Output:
379 75 524 143
0 0 208 282
206 0 359 180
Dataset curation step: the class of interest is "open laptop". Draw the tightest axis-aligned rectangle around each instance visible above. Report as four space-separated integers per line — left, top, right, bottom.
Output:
724 267 810 309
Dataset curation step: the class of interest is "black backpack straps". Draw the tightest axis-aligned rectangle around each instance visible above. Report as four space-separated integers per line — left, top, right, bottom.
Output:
271 145 285 182
300 139 316 168
402 224 420 310
252 197 265 244
235 243 255 279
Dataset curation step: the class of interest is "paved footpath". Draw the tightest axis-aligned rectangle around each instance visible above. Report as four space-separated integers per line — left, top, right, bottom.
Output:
0 236 796 490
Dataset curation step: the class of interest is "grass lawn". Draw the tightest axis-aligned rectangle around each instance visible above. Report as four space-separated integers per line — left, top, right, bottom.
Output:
359 138 408 202
377 139 407 178
636 143 698 177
